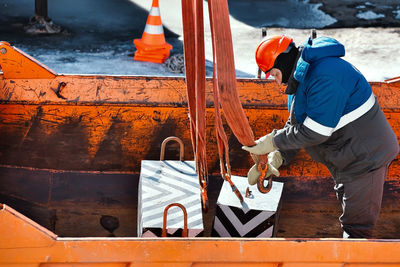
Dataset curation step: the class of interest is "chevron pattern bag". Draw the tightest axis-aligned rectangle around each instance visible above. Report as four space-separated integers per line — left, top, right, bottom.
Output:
212 176 283 237
138 137 204 237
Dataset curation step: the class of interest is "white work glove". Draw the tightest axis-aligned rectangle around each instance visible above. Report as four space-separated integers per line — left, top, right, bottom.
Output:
242 132 277 155
247 150 283 185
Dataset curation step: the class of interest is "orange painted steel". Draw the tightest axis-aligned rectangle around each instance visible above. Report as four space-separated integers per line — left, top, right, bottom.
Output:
1 203 400 266
0 41 57 79
0 75 400 179
0 75 300 106
2 101 399 179
1 74 398 110
0 43 399 264
0 204 57 249
1 75 399 178
0 77 399 239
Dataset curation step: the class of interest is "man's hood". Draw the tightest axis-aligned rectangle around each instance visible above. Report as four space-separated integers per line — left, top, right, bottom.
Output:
294 36 345 83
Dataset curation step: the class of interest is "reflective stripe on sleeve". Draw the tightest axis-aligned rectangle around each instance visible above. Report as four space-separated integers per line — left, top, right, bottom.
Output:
303 93 376 136
303 117 333 136
333 93 375 132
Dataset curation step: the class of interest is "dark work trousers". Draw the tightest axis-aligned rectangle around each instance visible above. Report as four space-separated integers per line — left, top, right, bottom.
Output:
334 163 388 238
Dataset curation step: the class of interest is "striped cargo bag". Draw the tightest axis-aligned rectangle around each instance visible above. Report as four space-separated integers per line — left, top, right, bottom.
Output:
212 175 283 237
138 137 204 237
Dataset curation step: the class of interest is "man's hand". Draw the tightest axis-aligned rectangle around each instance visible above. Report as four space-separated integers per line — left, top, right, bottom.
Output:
242 132 277 155
247 151 283 185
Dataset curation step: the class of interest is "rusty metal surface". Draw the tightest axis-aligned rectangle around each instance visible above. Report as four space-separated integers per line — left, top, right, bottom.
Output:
1 75 400 108
0 75 399 238
0 102 399 180
0 166 138 237
0 164 399 238
0 75 287 106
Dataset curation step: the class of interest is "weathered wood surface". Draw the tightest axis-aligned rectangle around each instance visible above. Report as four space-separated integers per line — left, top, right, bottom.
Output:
0 75 399 238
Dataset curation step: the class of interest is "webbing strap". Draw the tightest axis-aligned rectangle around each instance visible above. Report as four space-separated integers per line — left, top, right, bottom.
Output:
208 0 255 146
208 0 271 195
182 0 208 212
208 0 244 203
182 0 271 201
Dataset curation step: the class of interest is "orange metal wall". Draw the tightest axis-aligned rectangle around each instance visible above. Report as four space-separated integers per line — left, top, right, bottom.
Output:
0 75 399 179
1 102 399 178
1 203 400 266
0 75 399 239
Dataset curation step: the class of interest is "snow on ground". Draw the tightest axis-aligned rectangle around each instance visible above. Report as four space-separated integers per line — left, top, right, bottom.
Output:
356 11 385 20
260 27 400 82
1 0 399 81
394 10 400 20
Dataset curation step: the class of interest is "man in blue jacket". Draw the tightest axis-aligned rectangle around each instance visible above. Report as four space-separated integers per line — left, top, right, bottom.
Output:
243 35 399 238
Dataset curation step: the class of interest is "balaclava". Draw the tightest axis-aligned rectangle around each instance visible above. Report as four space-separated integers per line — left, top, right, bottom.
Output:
273 43 299 84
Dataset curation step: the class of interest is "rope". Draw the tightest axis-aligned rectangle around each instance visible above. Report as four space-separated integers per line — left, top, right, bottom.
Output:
164 54 185 74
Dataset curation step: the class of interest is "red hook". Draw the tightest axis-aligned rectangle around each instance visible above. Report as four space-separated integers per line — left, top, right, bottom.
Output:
257 162 273 194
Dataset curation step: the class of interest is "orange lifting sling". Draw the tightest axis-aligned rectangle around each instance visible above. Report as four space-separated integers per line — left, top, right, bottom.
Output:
182 0 272 207
182 0 209 211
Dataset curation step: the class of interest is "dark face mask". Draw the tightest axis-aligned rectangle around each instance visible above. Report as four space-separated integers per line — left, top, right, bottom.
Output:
273 44 299 84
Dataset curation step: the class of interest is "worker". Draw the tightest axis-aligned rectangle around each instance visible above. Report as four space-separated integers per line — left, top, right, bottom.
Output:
243 35 399 238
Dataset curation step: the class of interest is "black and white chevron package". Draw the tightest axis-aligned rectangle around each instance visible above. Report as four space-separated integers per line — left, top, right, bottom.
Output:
212 176 283 237
138 159 204 237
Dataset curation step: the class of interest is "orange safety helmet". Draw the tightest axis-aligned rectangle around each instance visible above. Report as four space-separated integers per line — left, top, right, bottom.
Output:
255 35 293 78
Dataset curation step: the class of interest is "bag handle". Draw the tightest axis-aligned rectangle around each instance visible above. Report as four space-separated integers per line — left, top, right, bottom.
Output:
160 136 184 161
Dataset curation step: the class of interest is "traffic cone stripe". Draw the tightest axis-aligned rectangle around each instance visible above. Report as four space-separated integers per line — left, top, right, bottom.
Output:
144 24 164 35
146 15 162 26
149 7 160 16
140 33 166 47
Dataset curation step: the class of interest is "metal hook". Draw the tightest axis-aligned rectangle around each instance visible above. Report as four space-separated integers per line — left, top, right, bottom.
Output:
245 187 253 198
160 136 184 161
257 162 273 194
162 203 188 237
201 186 208 213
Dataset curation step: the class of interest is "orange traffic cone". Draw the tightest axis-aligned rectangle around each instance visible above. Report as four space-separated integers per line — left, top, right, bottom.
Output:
133 0 172 63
